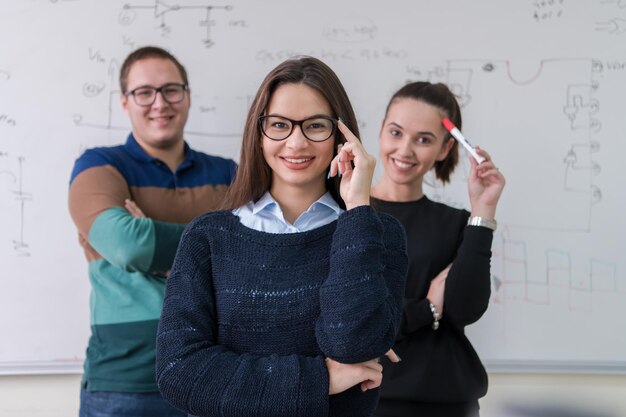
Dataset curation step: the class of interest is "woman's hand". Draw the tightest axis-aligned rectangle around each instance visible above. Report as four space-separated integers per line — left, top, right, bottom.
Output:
384 349 401 363
468 148 506 219
326 357 383 394
426 263 451 317
329 120 376 210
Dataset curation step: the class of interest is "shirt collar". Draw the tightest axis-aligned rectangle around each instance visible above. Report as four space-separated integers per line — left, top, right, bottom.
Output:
252 191 342 217
124 133 194 168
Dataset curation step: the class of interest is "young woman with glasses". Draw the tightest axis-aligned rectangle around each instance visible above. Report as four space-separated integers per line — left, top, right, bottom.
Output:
155 56 408 417
370 82 506 417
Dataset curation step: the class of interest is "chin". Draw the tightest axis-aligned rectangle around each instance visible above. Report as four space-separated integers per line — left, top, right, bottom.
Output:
389 172 420 186
152 137 183 148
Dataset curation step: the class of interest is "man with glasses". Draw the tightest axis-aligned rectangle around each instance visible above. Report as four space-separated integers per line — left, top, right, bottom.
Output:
68 46 236 417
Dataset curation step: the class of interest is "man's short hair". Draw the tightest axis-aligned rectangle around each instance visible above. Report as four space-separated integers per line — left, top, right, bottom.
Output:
119 46 189 93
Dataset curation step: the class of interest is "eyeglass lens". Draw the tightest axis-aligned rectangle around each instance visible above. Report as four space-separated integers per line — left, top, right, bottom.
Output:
261 116 335 142
131 84 186 106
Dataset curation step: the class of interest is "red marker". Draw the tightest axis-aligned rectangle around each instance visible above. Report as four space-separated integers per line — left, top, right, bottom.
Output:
442 118 486 164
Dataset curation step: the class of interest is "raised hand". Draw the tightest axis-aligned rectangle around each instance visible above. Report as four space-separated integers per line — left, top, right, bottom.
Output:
468 148 506 219
328 120 376 210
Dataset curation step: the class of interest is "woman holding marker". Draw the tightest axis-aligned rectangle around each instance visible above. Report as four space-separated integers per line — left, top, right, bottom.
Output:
371 81 505 417
155 56 408 417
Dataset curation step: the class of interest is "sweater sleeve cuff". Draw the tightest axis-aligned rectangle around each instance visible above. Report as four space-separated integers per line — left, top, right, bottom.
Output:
297 356 329 417
333 205 383 249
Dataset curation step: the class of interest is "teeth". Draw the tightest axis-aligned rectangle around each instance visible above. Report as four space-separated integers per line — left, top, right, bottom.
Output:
393 159 414 169
285 157 311 164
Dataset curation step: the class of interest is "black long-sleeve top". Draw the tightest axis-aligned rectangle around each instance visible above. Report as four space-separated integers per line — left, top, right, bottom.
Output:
371 196 492 416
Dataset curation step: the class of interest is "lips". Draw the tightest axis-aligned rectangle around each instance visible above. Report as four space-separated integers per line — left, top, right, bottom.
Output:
284 157 313 164
392 158 416 170
150 115 175 125
281 156 315 169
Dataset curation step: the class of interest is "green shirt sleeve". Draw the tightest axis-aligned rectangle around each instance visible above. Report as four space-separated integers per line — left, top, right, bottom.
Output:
89 207 186 275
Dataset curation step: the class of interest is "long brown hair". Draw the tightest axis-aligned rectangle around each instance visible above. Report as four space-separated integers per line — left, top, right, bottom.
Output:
222 56 360 210
385 82 461 184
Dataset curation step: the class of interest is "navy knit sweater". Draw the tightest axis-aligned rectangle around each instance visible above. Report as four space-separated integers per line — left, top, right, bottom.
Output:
156 206 408 417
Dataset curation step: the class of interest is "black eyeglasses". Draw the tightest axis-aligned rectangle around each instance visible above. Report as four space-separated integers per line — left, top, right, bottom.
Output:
125 83 188 106
259 115 337 142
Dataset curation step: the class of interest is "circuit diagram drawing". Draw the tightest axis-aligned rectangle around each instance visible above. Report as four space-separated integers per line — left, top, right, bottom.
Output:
0 154 32 257
411 57 622 327
118 0 233 47
73 56 242 140
597 0 626 34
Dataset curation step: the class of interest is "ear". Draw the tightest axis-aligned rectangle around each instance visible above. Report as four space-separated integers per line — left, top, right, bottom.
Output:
436 138 455 161
120 92 129 113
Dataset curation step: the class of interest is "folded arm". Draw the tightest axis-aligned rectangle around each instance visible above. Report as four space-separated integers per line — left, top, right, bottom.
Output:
316 207 408 363
156 218 331 417
69 161 185 274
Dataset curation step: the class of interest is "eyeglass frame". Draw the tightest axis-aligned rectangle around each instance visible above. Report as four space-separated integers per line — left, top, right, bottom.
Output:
258 114 338 142
124 83 189 107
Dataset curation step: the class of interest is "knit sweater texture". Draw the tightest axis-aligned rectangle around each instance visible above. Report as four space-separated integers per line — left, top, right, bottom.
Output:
156 206 408 417
371 196 492 417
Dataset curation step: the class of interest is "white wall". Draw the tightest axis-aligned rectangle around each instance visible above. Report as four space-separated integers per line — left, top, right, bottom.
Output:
1 373 625 417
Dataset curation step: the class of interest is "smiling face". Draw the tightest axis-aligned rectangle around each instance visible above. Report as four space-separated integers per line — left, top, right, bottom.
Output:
379 98 454 192
262 83 335 200
121 57 190 154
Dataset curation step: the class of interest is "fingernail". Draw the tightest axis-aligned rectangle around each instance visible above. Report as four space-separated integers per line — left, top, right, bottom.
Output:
338 117 343 124
327 171 332 179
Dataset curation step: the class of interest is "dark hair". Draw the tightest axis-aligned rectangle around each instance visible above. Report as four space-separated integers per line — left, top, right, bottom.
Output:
119 46 189 93
385 82 461 184
221 56 359 210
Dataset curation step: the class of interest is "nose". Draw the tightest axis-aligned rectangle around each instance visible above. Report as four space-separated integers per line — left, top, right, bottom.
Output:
397 136 413 156
151 90 169 108
285 125 309 149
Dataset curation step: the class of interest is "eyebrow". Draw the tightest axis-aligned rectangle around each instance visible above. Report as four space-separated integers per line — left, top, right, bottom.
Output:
387 121 437 137
128 82 183 90
266 113 334 119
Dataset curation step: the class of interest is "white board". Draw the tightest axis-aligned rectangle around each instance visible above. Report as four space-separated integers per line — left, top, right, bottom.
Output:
0 0 624 374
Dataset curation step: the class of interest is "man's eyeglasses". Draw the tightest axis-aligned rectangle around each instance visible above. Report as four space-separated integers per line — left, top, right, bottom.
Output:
125 83 188 107
259 115 337 142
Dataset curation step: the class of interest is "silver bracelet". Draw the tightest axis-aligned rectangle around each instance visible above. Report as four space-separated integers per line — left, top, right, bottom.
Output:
467 216 497 231
429 302 440 330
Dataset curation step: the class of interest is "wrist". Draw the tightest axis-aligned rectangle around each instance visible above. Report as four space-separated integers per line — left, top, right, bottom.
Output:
467 216 497 231
345 200 370 210
470 205 497 219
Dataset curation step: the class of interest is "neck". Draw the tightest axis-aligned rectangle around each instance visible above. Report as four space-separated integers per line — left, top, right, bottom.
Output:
137 139 185 172
372 176 424 202
270 184 326 224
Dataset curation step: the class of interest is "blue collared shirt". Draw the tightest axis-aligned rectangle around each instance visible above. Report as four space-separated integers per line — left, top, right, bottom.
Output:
233 191 343 233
